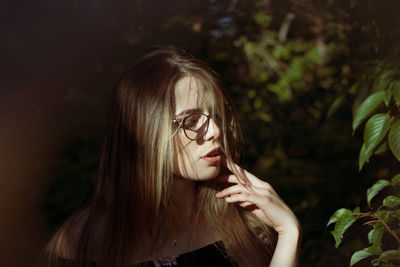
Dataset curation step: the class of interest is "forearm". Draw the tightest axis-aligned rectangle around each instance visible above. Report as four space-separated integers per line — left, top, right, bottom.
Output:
269 227 301 267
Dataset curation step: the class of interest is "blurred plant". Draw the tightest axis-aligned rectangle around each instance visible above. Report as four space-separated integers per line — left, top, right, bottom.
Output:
237 11 327 102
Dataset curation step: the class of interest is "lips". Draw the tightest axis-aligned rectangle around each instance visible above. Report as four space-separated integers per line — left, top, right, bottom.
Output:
201 148 222 164
203 147 221 157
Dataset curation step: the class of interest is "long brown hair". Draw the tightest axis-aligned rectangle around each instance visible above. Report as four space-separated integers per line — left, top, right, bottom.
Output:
42 47 276 267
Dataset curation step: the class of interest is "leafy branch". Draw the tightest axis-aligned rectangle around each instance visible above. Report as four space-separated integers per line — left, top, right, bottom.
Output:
328 65 400 266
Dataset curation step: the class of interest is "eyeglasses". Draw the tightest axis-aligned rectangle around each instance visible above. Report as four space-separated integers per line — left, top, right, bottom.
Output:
173 113 221 140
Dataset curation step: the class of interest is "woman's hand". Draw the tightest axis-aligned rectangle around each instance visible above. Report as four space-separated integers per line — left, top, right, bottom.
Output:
215 159 300 235
215 158 301 267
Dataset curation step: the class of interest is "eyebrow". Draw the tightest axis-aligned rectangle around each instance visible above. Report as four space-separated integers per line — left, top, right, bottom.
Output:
175 108 204 117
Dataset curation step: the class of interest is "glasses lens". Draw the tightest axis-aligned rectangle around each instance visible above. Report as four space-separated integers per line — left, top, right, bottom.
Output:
183 114 208 140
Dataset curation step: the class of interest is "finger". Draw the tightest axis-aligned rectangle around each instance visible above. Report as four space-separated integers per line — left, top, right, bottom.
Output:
240 202 260 212
216 184 247 198
216 183 273 200
224 192 268 208
225 192 277 209
239 201 255 208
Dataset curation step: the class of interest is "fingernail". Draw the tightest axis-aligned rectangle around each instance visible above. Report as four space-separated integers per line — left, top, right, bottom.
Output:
215 192 221 198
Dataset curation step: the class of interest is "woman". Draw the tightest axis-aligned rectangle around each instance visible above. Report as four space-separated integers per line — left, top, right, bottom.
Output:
43 47 300 267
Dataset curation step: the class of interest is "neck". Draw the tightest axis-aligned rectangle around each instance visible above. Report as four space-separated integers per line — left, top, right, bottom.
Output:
165 176 210 251
169 176 198 222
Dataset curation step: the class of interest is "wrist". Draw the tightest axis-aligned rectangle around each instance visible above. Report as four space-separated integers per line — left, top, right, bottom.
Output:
271 224 301 267
277 223 301 240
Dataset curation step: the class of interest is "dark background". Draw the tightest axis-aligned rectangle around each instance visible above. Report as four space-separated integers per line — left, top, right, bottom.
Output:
1 0 399 266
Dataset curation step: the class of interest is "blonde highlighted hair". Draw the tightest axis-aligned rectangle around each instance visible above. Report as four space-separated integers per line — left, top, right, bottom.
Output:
41 47 276 267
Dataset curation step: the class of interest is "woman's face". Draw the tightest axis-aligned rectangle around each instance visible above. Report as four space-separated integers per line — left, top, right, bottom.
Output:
173 76 222 181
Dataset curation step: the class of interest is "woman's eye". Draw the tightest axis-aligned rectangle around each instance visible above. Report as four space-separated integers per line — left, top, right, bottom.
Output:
184 114 202 129
185 119 199 127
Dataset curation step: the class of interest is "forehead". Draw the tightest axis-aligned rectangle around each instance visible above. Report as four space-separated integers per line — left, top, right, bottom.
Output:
174 76 212 115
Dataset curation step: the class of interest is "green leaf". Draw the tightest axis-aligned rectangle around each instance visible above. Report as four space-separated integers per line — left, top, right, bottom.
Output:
368 226 384 246
374 142 388 154
394 209 400 218
384 89 392 107
364 113 391 155
359 143 373 171
254 98 262 109
253 12 271 27
360 113 391 170
350 246 383 266
244 42 255 55
371 258 380 266
247 90 256 98
373 70 396 91
353 91 384 132
379 250 400 261
327 208 357 247
389 120 400 161
353 206 360 214
327 208 350 226
376 209 387 219
259 112 272 122
392 81 400 107
391 174 400 183
383 195 400 208
367 179 390 207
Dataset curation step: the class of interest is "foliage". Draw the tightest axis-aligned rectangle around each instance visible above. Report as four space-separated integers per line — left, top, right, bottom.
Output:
328 173 400 266
328 66 400 265
326 0 400 264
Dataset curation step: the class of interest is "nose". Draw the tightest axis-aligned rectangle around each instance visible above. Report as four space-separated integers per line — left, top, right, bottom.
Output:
203 117 221 141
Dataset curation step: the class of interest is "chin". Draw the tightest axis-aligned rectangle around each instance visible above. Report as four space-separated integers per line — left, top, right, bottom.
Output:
174 164 221 181
198 166 221 181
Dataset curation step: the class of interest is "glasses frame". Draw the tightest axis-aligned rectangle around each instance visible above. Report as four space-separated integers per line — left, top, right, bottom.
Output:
172 113 219 141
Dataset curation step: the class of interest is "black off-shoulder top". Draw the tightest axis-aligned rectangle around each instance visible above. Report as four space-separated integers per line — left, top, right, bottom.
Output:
52 241 236 267
146 241 236 267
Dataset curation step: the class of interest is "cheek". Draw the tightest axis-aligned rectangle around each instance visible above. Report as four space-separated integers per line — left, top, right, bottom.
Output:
173 142 221 180
173 134 196 177
172 132 221 180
